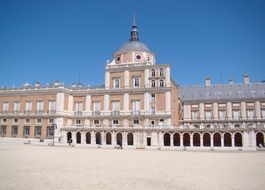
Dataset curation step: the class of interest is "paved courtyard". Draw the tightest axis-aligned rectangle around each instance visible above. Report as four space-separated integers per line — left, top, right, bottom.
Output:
0 139 265 190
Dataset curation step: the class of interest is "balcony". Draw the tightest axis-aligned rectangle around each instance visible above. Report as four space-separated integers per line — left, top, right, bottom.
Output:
132 110 141 116
36 110 43 115
74 111 83 116
24 110 32 115
13 110 20 115
111 111 120 116
48 110 56 114
92 111 101 116
2 111 9 115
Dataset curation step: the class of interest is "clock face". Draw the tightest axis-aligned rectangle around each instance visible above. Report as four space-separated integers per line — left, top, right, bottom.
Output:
136 55 141 60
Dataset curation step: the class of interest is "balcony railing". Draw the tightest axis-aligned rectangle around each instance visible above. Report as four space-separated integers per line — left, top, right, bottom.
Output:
24 110 32 115
92 111 101 116
74 111 83 116
13 110 20 115
111 111 120 116
48 110 56 114
2 111 9 115
132 110 141 116
36 110 43 115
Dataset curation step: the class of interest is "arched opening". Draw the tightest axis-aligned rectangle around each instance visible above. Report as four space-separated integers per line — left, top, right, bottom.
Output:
193 133 200 146
234 132 242 147
159 68 164 76
151 69 155 77
163 133 171 146
183 133 190 146
76 132 81 144
159 80 164 87
213 133 221 147
86 132 91 144
106 132 112 145
67 131 72 142
127 133 134 146
173 133 180 146
116 132 122 145
151 80 155 88
224 133 232 147
203 133 211 146
96 132 101 145
256 132 264 147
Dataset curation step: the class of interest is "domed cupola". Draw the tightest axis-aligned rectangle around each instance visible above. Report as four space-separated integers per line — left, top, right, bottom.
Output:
113 15 155 65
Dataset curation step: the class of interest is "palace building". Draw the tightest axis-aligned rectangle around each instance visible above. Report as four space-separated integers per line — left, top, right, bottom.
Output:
0 20 265 150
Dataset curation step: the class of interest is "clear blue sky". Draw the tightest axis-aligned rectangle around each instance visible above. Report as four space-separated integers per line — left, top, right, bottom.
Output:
0 0 264 87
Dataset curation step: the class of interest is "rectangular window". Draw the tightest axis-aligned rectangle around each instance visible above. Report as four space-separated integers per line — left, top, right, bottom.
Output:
262 109 265 119
150 94 156 102
37 101 43 111
191 111 198 120
2 102 9 113
13 118 19 123
36 118 42 124
150 106 156 114
46 127 53 138
75 102 83 112
205 111 212 120
93 102 100 112
133 120 139 125
48 101 56 112
113 78 120 89
94 120 99 125
12 126 18 136
233 110 240 119
113 120 119 125
0 126 7 135
112 101 120 111
35 126 42 137
132 100 140 115
247 110 254 119
25 101 32 112
218 110 226 120
2 118 7 123
14 102 20 113
48 119 54 124
25 118 30 124
23 126 30 136
76 120 81 125
133 77 140 88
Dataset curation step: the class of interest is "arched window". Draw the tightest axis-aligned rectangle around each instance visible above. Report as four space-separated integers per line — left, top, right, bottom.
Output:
151 69 155 77
159 80 164 87
159 68 164 76
151 80 156 88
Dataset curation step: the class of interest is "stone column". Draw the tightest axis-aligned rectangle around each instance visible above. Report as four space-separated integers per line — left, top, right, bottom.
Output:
105 71 110 89
144 68 150 88
232 136 235 147
165 91 171 113
101 132 105 145
200 136 203 147
199 103 205 120
104 94 109 114
227 102 232 120
123 132 127 146
180 134 184 147
124 93 129 114
213 103 218 120
56 92 65 115
124 70 129 89
255 101 261 119
91 131 96 145
190 135 193 147
241 102 246 119
86 95 91 114
165 67 171 87
112 132 116 145
170 134 174 147
81 132 86 144
221 135 224 147
144 92 150 114
210 134 214 147
72 131 76 144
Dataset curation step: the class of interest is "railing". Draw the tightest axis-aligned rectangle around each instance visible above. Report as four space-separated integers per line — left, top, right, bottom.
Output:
2 111 9 115
36 110 43 115
92 111 101 116
111 111 120 116
48 110 56 114
24 110 32 115
131 110 141 116
13 110 20 115
74 111 83 116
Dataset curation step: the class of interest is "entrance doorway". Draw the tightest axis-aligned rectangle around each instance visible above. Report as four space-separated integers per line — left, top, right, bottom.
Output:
147 137 151 146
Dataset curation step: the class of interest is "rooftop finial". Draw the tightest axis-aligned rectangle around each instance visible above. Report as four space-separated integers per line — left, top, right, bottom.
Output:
130 12 139 41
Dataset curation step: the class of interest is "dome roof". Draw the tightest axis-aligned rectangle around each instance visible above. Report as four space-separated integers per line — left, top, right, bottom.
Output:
113 41 153 57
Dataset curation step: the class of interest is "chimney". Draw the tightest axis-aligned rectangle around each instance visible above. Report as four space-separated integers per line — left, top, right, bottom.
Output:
205 77 211 86
243 74 249 84
229 78 234 85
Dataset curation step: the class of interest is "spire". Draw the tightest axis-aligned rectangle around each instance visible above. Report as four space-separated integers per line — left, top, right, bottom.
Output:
130 13 139 41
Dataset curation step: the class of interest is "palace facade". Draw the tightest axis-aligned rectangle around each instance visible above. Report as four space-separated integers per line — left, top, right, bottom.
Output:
0 21 265 150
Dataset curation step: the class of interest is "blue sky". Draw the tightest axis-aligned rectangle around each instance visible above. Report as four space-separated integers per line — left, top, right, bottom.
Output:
0 0 264 87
